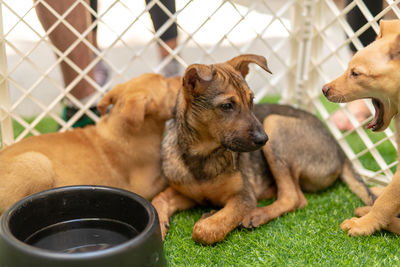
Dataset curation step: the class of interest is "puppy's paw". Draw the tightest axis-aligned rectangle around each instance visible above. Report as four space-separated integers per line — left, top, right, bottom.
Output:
192 217 227 245
241 208 268 228
340 217 358 231
340 216 381 236
354 206 372 217
160 220 170 241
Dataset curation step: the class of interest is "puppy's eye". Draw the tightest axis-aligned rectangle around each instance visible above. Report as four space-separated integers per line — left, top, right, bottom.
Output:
220 103 234 111
351 70 360 77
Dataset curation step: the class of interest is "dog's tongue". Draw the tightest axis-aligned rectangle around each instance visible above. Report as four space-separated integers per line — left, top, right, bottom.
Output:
367 119 377 130
367 99 383 131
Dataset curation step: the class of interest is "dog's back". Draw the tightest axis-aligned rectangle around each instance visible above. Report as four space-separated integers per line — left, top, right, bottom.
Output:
0 73 180 214
250 103 375 204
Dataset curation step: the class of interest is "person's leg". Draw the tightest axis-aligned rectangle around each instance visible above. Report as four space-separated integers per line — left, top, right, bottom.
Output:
35 0 106 128
90 0 98 49
331 0 382 131
34 0 96 100
89 0 109 88
346 0 382 53
145 0 180 77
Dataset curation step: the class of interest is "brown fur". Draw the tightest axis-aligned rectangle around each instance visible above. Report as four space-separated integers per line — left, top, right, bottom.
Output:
322 20 400 236
152 54 375 245
0 73 179 214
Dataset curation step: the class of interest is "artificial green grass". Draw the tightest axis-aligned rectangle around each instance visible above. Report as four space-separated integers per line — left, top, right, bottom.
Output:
164 182 400 266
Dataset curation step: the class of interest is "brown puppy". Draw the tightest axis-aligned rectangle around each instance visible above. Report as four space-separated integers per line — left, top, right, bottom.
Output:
322 20 400 236
0 73 180 214
152 54 376 245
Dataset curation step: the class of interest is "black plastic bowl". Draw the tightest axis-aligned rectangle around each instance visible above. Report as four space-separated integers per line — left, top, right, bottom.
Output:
0 186 165 267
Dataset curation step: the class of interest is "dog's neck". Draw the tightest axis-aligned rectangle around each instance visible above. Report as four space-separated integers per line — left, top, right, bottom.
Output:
178 142 235 181
97 115 165 145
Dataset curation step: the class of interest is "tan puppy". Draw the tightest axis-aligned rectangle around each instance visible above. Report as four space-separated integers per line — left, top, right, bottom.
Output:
322 20 400 236
0 73 180 214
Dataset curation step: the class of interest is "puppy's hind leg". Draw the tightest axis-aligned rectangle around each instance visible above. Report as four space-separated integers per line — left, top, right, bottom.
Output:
257 184 277 200
0 152 55 214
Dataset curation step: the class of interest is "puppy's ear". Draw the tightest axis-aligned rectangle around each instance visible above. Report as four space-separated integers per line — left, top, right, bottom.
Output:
97 89 117 116
377 20 400 39
98 84 148 130
182 64 213 95
389 34 400 60
120 94 147 131
227 54 272 78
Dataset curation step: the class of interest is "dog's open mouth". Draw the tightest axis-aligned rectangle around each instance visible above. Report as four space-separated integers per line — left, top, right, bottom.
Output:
367 98 384 131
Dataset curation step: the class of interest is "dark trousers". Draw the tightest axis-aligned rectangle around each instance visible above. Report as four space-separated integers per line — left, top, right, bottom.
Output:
90 0 177 42
346 0 382 52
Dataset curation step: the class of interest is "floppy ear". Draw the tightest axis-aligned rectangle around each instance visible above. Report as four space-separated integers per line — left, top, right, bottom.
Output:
97 85 148 130
377 20 400 39
227 54 272 78
97 89 117 116
389 34 400 60
120 95 147 131
182 64 213 96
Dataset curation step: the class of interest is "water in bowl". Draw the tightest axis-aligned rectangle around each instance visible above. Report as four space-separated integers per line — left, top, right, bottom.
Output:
24 218 138 253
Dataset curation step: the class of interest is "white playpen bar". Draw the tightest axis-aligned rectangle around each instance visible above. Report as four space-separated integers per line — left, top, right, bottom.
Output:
0 2 13 147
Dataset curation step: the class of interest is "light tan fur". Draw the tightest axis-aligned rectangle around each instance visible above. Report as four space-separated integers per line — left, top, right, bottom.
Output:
0 73 179 214
322 20 400 236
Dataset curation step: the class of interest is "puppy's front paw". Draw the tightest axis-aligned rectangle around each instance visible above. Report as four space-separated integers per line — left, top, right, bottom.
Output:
192 217 227 245
241 208 268 228
340 216 381 236
152 201 169 240
159 220 170 240
354 206 372 217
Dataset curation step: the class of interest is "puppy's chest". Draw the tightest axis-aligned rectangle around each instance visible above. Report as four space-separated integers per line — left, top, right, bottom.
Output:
182 149 233 181
162 137 232 184
239 150 274 195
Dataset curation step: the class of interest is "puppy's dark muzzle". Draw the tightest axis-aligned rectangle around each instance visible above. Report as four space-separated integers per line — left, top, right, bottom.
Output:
222 113 268 152
251 131 268 147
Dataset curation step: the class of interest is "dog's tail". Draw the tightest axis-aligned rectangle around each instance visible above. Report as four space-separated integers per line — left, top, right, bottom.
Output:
340 159 376 206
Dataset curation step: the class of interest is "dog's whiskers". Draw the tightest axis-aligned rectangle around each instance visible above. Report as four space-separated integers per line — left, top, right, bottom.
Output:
230 151 238 170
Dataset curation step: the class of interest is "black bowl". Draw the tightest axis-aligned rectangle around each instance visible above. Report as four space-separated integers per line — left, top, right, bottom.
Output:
0 186 166 267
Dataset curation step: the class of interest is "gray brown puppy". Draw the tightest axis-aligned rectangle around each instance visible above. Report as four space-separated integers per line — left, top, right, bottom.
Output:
152 54 375 245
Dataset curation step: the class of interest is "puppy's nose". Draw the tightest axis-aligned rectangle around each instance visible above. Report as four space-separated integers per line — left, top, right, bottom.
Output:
322 85 330 96
252 131 268 146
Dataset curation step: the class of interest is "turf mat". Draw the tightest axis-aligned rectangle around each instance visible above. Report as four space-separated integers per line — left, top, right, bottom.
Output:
164 182 400 266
